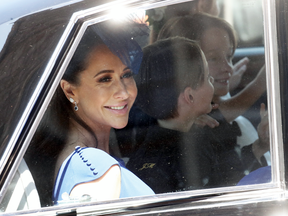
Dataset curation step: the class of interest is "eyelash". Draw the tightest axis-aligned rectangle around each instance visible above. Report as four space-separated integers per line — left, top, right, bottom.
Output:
98 76 112 83
121 71 134 79
98 71 134 83
208 56 217 61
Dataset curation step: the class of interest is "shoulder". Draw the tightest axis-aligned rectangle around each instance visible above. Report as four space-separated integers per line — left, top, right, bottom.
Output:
69 147 119 177
53 147 119 203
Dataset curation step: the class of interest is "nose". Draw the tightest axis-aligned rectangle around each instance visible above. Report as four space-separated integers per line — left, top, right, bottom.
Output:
222 59 233 76
113 80 129 100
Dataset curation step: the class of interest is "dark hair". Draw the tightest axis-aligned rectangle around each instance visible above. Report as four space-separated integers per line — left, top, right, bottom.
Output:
135 37 205 120
56 26 106 146
26 20 148 206
25 26 105 206
43 26 106 153
158 13 237 54
165 0 200 18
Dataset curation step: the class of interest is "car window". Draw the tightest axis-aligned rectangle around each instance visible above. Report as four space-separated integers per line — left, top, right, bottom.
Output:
0 0 277 214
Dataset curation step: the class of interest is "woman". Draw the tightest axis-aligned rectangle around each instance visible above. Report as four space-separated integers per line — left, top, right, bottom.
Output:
127 37 215 193
157 13 269 187
26 21 154 206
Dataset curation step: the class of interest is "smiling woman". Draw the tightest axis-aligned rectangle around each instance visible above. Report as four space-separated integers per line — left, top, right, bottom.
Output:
25 21 154 206
60 44 137 135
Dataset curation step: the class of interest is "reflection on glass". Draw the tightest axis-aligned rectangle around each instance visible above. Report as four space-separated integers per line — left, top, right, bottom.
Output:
2 0 269 212
125 0 269 193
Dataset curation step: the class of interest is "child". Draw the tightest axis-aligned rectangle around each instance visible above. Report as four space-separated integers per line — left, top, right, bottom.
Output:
157 13 269 187
127 37 215 193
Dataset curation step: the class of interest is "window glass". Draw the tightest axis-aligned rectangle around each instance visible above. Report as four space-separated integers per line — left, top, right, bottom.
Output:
2 0 270 212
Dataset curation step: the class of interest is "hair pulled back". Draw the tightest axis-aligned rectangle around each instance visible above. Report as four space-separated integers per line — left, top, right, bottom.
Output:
26 19 148 206
25 26 105 206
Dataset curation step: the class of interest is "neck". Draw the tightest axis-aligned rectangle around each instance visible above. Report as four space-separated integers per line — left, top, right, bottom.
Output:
157 116 194 133
68 119 111 154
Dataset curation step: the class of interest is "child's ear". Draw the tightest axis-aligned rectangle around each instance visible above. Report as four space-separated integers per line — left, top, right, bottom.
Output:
60 80 78 102
183 87 194 104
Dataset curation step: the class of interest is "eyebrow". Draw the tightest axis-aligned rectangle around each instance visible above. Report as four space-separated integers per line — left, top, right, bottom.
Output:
94 67 131 78
94 70 114 78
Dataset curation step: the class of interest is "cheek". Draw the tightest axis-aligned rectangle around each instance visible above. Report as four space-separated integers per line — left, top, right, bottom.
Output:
82 89 106 110
207 63 219 78
126 80 138 101
209 84 214 96
205 86 214 100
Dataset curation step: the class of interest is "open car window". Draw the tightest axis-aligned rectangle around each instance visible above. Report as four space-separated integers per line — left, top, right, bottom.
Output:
0 0 284 215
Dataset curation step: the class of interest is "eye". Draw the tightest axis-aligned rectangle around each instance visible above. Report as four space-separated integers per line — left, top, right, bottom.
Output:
122 71 134 79
207 56 217 62
98 75 112 82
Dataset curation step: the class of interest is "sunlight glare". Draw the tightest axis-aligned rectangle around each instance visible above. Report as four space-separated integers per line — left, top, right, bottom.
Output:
109 6 131 22
109 6 146 24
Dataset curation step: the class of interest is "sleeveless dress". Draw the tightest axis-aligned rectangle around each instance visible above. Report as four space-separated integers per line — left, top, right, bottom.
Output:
53 146 154 204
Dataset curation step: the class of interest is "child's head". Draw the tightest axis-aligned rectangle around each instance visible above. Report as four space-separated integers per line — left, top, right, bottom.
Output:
135 37 214 120
158 13 236 97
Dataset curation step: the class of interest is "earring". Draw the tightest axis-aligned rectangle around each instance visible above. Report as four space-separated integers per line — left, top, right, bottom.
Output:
69 98 78 111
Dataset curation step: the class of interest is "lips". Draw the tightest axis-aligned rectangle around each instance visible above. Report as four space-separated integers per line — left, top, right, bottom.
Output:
104 104 129 115
214 78 229 85
105 104 127 110
107 105 126 110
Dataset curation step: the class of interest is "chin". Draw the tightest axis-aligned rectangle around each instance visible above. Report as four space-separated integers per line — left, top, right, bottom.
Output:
206 106 213 114
215 90 229 97
111 121 128 129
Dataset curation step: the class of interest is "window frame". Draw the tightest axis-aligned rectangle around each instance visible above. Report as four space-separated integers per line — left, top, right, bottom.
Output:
0 0 286 215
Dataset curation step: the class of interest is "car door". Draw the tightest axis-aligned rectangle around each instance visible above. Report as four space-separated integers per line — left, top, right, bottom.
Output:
0 0 287 215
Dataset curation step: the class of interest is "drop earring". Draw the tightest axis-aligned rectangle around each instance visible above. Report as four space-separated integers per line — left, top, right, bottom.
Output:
69 98 78 111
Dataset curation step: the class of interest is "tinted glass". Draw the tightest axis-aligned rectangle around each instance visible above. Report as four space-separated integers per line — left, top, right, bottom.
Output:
1 0 270 213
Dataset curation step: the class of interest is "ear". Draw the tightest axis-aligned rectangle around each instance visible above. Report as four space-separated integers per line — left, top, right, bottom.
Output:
60 80 78 102
183 87 194 105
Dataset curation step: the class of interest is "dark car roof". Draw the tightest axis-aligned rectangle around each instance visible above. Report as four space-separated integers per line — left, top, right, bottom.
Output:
0 0 112 166
0 0 81 25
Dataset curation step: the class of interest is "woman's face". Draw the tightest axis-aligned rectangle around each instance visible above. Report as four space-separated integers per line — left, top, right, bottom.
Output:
73 44 137 130
193 53 215 115
200 27 233 97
